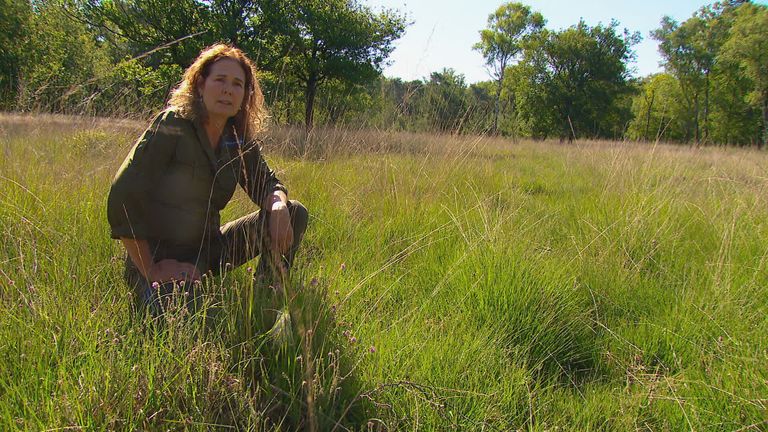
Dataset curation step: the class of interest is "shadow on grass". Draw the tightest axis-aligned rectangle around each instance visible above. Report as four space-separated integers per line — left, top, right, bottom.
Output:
131 267 371 430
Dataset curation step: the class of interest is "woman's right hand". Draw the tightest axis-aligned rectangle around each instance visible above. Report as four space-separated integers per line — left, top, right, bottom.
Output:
149 259 201 283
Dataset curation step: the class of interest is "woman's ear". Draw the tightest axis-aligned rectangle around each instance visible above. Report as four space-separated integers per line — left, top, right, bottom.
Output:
195 77 205 96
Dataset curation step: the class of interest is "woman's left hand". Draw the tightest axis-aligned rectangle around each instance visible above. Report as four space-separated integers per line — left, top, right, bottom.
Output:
269 201 293 255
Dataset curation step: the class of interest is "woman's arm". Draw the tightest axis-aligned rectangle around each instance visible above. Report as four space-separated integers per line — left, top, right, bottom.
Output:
107 111 179 240
120 237 201 282
109 112 201 282
120 237 154 279
237 140 288 208
237 141 293 254
266 190 293 255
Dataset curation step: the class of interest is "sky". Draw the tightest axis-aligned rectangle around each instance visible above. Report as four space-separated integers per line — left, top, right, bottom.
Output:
363 0 764 84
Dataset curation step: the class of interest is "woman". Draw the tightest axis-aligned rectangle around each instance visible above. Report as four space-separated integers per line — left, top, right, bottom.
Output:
107 44 308 316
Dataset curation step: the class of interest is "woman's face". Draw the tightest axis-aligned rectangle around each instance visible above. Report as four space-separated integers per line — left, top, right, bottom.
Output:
198 58 247 121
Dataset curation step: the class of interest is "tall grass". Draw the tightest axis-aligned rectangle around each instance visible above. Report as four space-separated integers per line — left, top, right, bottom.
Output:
1 114 766 430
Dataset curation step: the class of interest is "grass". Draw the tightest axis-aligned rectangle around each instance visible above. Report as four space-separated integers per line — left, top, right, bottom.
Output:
1 114 767 430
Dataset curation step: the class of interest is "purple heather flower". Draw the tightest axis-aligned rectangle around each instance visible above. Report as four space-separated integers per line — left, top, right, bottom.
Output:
369 346 376 354
310 277 319 287
350 336 357 344
151 281 160 289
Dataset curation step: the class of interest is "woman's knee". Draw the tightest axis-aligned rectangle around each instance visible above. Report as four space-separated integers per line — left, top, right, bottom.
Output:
288 200 308 239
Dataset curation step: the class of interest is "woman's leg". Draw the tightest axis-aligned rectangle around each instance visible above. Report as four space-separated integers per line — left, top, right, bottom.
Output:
214 200 309 275
124 256 200 321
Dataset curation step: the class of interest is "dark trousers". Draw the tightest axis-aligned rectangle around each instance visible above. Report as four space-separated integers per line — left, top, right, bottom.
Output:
126 200 308 318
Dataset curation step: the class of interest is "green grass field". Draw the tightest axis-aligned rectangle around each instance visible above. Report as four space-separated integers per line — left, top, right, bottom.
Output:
1 114 766 431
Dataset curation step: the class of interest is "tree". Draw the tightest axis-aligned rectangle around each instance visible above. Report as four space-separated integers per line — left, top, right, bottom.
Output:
276 0 406 130
652 2 744 144
464 81 496 134
0 0 33 109
15 0 112 113
721 2 768 147
473 2 544 135
627 73 691 142
81 0 210 67
418 68 469 133
515 21 639 141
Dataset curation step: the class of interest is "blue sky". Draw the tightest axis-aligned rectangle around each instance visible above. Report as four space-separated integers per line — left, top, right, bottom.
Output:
363 0 762 84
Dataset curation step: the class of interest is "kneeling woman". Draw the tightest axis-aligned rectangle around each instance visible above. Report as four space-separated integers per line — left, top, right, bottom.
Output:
107 44 307 316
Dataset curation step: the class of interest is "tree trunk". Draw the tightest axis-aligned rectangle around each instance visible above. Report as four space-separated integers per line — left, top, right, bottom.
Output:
644 90 656 141
509 93 517 142
694 93 700 145
305 74 318 132
703 72 710 144
492 72 503 135
762 93 767 149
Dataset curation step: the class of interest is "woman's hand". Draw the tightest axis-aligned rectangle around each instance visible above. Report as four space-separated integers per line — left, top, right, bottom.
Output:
269 201 293 255
120 237 201 283
149 259 201 283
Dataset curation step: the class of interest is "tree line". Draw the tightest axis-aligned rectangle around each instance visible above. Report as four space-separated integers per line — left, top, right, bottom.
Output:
2 0 766 146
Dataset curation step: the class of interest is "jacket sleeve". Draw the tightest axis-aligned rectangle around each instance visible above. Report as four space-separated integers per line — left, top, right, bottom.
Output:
237 139 287 207
107 111 180 239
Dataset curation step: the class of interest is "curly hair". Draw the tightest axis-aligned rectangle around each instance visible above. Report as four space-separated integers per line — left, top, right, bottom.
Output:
167 44 268 142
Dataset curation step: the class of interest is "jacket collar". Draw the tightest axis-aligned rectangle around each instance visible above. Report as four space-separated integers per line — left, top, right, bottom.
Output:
191 117 220 173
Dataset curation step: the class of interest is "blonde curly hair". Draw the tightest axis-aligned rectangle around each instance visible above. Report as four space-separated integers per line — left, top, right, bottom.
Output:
167 44 268 141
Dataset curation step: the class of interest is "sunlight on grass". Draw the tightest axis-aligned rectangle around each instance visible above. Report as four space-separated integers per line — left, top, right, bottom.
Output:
1 114 766 430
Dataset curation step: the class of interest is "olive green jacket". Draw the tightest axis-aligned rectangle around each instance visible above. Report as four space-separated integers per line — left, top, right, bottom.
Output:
107 110 286 249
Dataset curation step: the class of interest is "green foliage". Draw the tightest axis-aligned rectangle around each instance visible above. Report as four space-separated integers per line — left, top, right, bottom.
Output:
107 59 183 115
0 0 33 109
474 2 545 77
708 59 761 145
14 0 112 113
514 21 640 140
367 77 421 130
721 2 768 146
651 1 763 145
418 69 469 133
627 73 690 142
82 0 210 66
358 72 496 135
274 0 407 129
465 81 497 134
473 2 545 134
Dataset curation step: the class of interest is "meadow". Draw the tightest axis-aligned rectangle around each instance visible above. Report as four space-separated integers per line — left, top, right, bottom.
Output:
1 114 766 431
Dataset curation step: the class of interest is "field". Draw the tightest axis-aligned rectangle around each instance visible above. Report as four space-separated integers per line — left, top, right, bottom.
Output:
1 114 767 431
